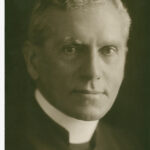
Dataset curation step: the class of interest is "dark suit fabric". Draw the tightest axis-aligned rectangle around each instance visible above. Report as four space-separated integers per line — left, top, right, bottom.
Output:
6 96 142 150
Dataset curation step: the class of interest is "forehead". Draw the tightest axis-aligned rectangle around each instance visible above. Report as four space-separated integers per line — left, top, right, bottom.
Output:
41 5 128 46
46 5 123 29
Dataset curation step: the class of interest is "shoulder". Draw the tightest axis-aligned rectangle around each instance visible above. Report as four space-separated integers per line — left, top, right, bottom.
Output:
96 121 143 150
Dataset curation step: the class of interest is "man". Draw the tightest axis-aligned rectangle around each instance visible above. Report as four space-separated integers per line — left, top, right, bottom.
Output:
6 0 142 149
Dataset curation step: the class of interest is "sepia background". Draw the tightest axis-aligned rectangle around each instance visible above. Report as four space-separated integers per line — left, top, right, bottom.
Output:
5 0 150 149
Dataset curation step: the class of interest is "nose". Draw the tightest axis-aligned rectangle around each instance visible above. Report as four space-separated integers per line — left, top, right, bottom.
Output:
80 48 102 81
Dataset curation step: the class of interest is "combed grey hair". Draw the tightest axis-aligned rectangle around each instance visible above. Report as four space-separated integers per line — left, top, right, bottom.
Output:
28 0 131 46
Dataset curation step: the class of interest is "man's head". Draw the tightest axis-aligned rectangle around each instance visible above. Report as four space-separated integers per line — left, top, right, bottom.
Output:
23 0 131 121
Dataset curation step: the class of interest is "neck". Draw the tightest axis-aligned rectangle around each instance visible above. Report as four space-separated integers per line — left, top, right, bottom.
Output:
35 89 99 144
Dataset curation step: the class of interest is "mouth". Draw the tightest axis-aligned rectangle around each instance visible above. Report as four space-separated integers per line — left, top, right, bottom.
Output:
72 89 105 95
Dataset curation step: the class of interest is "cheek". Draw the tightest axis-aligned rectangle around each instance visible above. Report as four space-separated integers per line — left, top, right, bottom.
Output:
37 56 77 88
104 58 125 95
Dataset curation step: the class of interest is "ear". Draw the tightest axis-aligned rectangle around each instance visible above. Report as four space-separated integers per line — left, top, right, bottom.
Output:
23 41 39 80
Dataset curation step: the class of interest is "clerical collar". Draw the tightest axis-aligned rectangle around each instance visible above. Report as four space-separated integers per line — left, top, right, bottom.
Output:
35 89 99 144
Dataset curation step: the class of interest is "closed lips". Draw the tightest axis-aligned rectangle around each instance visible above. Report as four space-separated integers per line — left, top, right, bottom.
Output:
72 90 104 94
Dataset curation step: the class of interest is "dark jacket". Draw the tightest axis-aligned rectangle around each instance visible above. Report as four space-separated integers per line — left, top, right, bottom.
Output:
6 96 142 150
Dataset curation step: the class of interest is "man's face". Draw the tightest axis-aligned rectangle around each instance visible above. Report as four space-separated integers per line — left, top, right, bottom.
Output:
34 5 128 121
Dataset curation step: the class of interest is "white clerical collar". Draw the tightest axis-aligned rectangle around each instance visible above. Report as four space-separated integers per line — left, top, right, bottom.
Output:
35 89 99 144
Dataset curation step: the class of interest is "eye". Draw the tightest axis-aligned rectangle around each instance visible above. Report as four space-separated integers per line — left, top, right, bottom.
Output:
100 45 118 56
62 45 77 56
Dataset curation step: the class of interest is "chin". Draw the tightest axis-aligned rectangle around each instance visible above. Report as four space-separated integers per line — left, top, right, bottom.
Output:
67 106 111 121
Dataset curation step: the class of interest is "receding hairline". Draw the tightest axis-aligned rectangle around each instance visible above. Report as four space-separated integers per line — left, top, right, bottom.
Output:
32 0 127 10
28 0 131 46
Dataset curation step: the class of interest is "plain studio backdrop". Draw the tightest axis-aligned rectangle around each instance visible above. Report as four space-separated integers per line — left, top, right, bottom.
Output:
5 0 150 149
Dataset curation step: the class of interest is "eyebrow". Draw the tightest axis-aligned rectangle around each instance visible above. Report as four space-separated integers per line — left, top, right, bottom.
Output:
63 36 127 49
64 36 83 44
97 38 127 48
